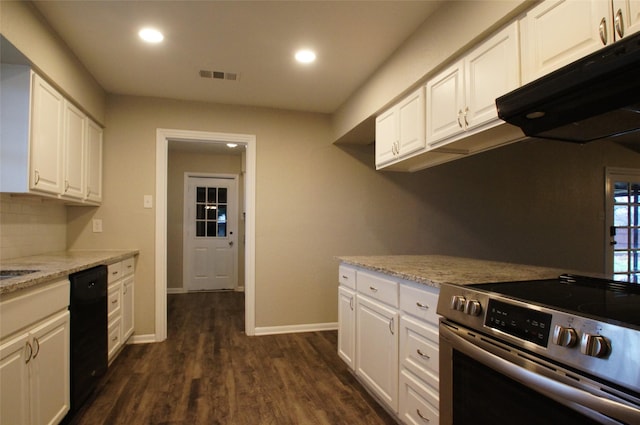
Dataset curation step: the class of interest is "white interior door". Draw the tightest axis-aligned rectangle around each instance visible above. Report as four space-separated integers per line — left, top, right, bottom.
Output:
184 175 238 291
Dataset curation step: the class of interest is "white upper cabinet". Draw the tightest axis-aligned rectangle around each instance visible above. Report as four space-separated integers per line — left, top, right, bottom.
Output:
85 120 103 203
613 0 640 39
427 21 520 148
30 73 65 196
521 0 640 84
63 100 87 200
375 87 426 169
425 60 465 145
0 65 103 204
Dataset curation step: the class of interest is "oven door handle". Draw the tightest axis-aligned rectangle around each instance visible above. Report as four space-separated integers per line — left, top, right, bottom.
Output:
441 325 640 424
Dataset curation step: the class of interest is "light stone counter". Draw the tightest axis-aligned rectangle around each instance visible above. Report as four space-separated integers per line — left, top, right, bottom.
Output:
337 255 575 288
0 250 139 296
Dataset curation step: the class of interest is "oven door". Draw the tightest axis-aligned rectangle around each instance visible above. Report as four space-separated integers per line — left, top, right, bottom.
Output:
439 320 640 425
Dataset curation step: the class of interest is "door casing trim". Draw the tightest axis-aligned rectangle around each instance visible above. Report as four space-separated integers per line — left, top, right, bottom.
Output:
156 129 257 340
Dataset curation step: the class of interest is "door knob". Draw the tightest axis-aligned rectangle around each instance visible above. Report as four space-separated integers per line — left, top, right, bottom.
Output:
229 241 234 247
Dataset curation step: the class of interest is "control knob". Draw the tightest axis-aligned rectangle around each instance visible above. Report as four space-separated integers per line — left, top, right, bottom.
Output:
580 333 611 358
464 300 482 316
451 295 466 311
552 325 578 347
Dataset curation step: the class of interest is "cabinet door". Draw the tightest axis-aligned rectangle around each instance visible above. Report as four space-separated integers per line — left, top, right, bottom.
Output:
613 0 640 39
63 101 86 200
375 107 397 167
465 22 520 129
0 332 30 425
338 286 356 371
520 0 612 84
397 87 426 158
30 73 64 195
356 295 399 412
30 310 70 425
122 275 135 342
86 120 103 203
426 60 464 146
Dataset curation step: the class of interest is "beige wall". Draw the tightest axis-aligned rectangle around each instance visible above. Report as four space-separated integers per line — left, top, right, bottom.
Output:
411 139 640 273
332 0 530 143
0 1 106 123
66 95 436 334
167 150 244 290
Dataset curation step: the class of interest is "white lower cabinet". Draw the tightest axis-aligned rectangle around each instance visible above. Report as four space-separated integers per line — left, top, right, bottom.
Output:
107 256 135 363
356 295 399 412
338 286 356 370
0 279 70 425
338 264 440 423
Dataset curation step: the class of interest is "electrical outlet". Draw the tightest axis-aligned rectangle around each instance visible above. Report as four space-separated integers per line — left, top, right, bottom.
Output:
92 219 103 233
144 195 153 209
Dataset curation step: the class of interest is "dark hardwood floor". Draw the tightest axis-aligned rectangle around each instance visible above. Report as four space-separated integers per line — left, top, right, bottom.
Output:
68 291 398 425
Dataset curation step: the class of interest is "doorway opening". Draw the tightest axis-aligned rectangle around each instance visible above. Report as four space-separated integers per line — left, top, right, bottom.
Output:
156 129 257 339
605 167 640 283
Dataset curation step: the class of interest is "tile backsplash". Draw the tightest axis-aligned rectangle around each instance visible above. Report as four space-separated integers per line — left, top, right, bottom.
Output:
0 194 66 261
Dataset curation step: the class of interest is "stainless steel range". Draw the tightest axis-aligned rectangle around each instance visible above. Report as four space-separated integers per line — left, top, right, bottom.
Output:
437 274 640 425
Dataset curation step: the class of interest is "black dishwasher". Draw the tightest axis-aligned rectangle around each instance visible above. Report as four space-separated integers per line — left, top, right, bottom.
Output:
68 265 108 413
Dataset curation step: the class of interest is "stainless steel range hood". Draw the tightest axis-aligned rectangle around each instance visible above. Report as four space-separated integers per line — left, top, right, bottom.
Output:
495 31 640 144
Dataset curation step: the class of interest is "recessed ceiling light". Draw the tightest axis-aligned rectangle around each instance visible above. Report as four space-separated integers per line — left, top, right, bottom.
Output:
295 49 316 64
139 27 164 43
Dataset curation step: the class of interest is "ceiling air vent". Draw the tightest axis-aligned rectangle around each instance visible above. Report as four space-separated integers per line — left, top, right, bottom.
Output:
199 69 239 81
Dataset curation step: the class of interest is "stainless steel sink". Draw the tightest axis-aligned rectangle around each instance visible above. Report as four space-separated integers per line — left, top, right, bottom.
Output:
0 270 39 280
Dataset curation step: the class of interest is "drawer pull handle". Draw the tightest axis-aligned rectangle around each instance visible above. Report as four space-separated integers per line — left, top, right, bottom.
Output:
112 299 118 304
417 349 430 359
32 337 40 359
341 275 348 280
416 408 430 422
369 286 378 292
112 336 118 342
25 341 33 364
416 302 429 310
112 271 119 275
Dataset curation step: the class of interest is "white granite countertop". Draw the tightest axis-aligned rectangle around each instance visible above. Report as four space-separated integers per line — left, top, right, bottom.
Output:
0 250 139 296
337 255 578 288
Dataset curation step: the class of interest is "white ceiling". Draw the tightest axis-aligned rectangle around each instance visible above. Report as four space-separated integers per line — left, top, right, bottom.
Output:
32 0 442 114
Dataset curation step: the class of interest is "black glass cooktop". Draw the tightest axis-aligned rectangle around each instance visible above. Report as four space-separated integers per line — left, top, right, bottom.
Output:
472 275 640 327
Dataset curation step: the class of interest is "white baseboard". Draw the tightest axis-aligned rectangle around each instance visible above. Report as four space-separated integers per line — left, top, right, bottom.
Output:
254 322 338 336
128 334 160 344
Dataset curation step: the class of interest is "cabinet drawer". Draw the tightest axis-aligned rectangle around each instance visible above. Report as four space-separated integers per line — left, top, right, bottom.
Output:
399 369 439 425
0 278 69 339
400 316 439 389
107 261 123 284
107 284 121 320
400 283 439 325
122 257 135 277
357 271 398 308
107 317 122 359
338 265 356 289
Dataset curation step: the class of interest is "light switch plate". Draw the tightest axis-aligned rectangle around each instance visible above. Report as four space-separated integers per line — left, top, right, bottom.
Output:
92 219 103 233
144 195 153 209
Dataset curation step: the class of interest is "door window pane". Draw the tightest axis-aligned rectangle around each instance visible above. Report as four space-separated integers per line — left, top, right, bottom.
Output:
197 187 206 203
218 188 227 203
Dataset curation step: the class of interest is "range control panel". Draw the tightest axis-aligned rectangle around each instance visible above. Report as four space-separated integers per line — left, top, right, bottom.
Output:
485 299 552 347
